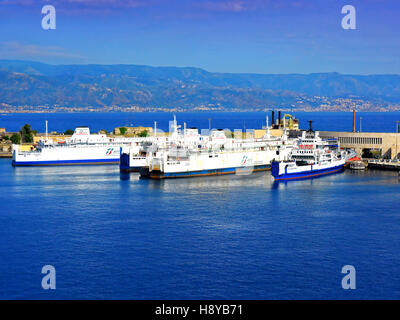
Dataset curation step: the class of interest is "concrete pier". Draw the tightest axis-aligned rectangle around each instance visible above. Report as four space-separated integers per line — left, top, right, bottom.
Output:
319 131 400 160
367 160 400 171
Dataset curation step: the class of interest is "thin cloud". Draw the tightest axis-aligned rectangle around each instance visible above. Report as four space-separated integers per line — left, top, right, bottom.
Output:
0 41 84 61
0 0 36 5
200 1 247 12
0 0 154 16
194 0 313 14
0 0 148 7
64 0 146 8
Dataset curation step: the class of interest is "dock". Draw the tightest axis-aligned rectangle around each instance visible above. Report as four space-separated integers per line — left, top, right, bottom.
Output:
0 142 12 158
366 160 400 171
0 152 12 158
318 110 400 161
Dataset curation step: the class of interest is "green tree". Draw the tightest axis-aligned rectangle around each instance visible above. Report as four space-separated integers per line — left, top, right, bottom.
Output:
138 130 148 137
3 135 9 141
64 129 74 135
10 133 21 144
119 127 127 135
20 124 33 143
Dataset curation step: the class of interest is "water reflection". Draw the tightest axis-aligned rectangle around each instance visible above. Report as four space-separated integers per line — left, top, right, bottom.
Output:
2 157 400 299
118 167 400 194
6 159 400 197
139 171 275 193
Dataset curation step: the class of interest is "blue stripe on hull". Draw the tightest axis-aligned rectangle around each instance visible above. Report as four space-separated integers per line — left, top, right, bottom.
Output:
143 164 269 179
273 164 344 181
12 158 119 166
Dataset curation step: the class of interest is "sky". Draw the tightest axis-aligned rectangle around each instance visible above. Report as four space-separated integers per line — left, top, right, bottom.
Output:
0 0 399 74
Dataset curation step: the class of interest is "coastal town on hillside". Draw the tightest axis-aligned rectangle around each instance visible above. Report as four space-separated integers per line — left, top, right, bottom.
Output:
1 96 400 113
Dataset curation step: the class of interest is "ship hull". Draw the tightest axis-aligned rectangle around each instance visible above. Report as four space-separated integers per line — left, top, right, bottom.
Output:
141 164 270 179
12 158 119 166
271 162 344 181
12 145 122 166
119 152 146 172
141 147 282 179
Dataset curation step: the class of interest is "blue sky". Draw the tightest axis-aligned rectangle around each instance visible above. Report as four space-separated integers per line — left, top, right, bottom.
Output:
0 0 399 74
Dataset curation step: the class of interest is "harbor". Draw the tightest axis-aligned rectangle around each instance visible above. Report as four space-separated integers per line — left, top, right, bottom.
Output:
4 113 349 181
2 0 400 304
1 145 399 300
1 111 400 300
2 111 399 176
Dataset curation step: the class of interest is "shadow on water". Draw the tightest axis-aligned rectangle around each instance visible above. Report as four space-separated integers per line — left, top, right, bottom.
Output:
271 168 400 190
119 172 131 181
271 169 345 188
123 170 275 193
119 167 400 194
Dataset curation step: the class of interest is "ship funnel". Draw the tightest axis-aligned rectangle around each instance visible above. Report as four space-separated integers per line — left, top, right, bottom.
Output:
271 111 275 128
278 111 281 127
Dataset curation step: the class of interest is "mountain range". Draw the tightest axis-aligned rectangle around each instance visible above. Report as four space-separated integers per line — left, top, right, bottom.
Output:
1 60 400 111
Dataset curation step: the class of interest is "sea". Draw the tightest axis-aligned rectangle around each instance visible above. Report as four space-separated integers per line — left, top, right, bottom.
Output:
0 111 400 300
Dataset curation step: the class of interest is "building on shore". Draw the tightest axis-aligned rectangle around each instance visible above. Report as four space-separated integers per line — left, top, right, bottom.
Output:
318 110 400 160
319 131 400 160
114 126 153 136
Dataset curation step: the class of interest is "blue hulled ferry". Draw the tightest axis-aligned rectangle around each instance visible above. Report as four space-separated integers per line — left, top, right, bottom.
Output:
271 122 346 181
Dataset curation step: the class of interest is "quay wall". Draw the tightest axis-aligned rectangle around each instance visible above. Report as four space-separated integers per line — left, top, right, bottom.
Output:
319 131 400 160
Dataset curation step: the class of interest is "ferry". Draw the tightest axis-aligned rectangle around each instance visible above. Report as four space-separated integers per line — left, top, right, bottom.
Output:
120 117 200 172
12 126 145 166
271 122 346 181
137 118 293 179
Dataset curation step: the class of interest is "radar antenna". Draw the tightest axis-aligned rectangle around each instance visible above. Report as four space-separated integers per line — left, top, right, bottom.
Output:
307 120 314 132
306 120 315 137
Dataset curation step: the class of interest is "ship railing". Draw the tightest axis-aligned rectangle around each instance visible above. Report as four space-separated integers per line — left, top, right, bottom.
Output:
166 161 182 165
17 149 41 154
169 146 270 155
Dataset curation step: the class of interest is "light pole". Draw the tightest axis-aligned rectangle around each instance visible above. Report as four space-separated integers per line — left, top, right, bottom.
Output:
359 116 362 133
208 118 211 131
396 120 399 160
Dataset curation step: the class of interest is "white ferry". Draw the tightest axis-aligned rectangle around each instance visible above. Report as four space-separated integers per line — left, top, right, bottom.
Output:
12 126 145 166
120 137 168 172
120 117 199 172
135 118 292 179
271 122 346 181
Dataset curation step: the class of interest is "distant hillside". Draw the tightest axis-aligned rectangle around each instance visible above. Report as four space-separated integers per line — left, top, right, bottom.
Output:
1 60 400 111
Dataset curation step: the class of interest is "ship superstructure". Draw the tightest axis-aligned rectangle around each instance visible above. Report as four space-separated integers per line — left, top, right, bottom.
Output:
271 121 346 181
12 126 147 166
120 116 294 179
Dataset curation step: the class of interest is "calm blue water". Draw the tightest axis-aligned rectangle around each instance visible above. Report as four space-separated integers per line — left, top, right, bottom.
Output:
1 112 400 299
1 111 400 133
